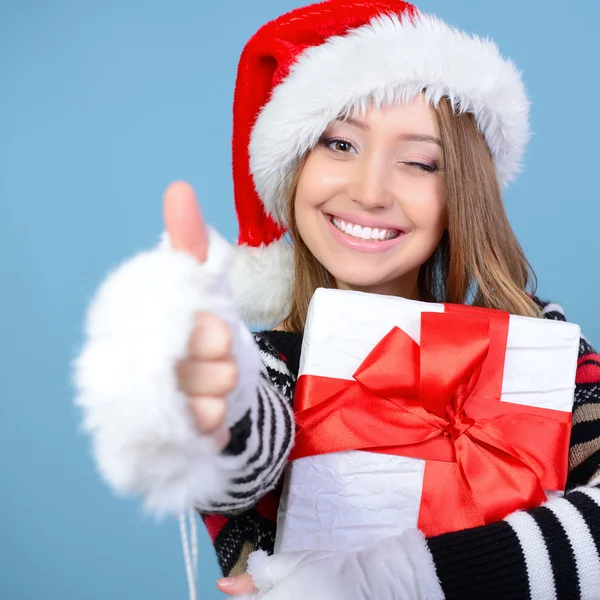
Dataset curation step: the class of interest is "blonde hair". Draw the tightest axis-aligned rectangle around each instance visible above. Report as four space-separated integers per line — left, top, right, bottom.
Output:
281 96 540 333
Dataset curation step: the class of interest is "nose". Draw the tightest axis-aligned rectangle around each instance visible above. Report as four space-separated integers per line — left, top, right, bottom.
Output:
347 154 394 210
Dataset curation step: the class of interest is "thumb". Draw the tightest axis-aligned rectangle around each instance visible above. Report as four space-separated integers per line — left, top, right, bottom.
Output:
163 180 208 263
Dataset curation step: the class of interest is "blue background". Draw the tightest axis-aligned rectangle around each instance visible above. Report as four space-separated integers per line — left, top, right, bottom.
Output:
1 0 598 598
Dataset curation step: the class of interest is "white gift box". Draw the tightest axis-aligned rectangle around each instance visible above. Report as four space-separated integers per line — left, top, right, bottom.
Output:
274 288 580 553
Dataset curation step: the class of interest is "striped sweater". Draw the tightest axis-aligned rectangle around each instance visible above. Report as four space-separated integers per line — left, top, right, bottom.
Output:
199 300 600 599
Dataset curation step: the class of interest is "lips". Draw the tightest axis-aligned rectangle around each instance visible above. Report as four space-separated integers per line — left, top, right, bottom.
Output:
324 212 410 253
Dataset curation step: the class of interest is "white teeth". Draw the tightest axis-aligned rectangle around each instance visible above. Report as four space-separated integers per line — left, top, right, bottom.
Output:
331 218 399 241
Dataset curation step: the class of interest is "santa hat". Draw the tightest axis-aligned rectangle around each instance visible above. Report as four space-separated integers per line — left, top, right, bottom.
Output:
227 0 530 327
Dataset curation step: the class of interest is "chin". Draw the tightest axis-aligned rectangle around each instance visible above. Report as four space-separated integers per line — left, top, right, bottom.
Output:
328 265 400 292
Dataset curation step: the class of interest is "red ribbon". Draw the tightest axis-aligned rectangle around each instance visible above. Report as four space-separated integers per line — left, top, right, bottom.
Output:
290 305 572 536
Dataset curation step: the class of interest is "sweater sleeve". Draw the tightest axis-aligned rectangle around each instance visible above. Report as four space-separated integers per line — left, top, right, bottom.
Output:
199 332 296 514
196 333 297 577
425 305 600 600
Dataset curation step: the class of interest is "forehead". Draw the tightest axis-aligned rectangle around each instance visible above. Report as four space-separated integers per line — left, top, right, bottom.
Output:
334 94 440 134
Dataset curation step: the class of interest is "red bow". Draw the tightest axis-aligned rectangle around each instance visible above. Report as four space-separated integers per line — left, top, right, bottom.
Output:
290 305 571 536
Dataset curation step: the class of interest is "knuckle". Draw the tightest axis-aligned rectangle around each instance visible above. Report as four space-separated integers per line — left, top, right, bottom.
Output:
186 330 200 358
190 396 227 433
194 311 212 328
190 313 234 359
176 356 238 396
223 361 239 391
176 359 193 392
219 323 234 355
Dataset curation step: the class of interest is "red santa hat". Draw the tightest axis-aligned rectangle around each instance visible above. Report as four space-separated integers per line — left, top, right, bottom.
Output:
227 0 530 327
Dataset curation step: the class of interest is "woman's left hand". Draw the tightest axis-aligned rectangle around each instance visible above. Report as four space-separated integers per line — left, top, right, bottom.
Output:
217 573 257 596
216 549 346 597
215 529 444 600
216 548 359 599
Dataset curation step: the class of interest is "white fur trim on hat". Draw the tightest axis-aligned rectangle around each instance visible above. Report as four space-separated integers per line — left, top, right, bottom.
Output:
250 12 530 222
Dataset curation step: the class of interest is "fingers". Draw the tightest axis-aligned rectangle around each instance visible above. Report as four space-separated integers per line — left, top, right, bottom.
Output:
177 360 238 396
188 396 228 433
163 181 209 263
178 314 238 397
188 312 233 360
216 573 258 596
178 313 237 436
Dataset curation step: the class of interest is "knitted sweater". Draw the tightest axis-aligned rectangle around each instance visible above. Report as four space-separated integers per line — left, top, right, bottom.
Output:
199 300 600 600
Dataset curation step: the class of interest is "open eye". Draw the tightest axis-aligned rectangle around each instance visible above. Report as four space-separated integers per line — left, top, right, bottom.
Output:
319 137 357 154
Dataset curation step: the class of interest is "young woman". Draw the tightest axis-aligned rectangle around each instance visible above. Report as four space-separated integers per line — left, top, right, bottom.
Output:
74 1 600 598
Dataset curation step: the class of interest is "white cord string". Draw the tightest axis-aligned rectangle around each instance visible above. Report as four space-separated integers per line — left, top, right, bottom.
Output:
190 508 199 574
180 511 198 600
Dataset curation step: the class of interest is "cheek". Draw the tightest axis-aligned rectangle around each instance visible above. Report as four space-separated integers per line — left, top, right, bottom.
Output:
295 152 350 210
296 155 324 208
405 181 447 232
406 202 446 235
294 161 342 240
293 173 317 236
293 185 323 254
293 186 319 233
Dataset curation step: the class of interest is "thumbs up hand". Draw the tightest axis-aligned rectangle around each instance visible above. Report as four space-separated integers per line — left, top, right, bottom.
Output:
163 181 234 449
75 180 262 515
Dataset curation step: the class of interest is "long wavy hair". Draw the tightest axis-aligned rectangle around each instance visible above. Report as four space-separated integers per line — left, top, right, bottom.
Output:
280 96 539 332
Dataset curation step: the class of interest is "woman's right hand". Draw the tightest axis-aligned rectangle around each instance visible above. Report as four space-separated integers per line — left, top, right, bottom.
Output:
164 181 234 450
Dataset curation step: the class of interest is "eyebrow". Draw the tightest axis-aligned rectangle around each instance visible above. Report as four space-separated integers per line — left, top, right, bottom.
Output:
338 116 442 147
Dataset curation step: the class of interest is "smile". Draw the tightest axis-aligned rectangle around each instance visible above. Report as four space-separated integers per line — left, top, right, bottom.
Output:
330 217 400 241
325 213 410 253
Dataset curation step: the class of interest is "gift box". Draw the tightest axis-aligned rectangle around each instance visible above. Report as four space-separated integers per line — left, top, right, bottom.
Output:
274 288 580 553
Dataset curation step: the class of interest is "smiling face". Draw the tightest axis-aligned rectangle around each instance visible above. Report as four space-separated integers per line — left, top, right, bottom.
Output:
294 95 448 299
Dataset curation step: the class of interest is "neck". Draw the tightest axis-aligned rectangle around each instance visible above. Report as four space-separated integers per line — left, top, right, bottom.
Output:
335 271 421 301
